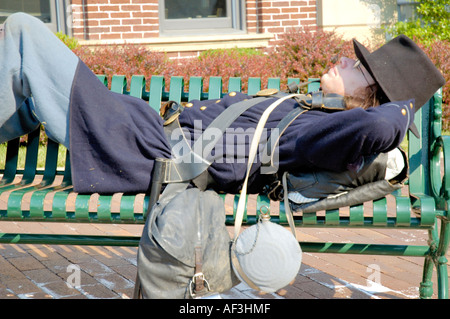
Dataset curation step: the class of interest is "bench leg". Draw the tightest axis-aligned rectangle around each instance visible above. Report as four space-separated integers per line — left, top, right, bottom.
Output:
420 218 450 299
436 218 450 299
420 255 434 299
436 258 449 299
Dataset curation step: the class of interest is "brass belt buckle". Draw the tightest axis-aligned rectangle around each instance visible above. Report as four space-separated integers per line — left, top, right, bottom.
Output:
256 88 279 96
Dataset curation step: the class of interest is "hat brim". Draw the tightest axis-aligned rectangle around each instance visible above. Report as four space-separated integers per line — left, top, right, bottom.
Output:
353 39 372 77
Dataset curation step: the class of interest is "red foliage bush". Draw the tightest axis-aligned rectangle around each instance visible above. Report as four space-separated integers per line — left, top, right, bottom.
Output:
170 49 274 92
74 45 168 88
74 29 356 93
416 40 450 130
269 28 355 82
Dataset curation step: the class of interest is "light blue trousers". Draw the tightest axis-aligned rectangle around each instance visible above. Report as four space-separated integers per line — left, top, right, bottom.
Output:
0 13 79 148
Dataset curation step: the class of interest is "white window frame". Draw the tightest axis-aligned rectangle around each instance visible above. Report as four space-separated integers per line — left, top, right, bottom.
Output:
0 0 70 35
158 0 246 36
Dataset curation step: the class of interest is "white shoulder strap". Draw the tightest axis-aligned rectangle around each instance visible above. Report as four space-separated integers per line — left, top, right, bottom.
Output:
233 94 301 241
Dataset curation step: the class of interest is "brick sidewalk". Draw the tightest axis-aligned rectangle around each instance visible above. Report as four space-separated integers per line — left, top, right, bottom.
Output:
0 221 446 299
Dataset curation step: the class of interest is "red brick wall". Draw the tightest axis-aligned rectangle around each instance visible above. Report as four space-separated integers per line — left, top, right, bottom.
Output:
70 0 159 40
70 0 317 44
247 0 317 45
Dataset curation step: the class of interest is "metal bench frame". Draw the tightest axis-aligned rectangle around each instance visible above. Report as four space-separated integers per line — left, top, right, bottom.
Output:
0 74 448 299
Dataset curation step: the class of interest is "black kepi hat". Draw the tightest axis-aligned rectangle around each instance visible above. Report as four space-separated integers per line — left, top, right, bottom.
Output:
353 35 445 137
353 35 445 110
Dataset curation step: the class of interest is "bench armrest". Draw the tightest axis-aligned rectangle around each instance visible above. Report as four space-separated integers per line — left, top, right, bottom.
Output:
431 135 450 214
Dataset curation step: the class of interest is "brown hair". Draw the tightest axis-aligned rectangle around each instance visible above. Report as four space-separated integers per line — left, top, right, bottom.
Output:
344 83 380 110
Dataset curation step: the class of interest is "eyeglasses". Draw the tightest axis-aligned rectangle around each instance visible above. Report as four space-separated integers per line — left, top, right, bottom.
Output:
353 59 373 91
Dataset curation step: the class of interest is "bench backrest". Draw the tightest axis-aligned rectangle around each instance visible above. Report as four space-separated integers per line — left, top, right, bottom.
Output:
0 75 443 211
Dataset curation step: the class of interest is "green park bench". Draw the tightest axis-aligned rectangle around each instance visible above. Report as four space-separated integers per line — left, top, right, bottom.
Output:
0 74 448 299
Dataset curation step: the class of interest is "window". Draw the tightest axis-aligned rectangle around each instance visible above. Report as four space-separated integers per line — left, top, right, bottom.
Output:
0 0 70 35
159 0 245 36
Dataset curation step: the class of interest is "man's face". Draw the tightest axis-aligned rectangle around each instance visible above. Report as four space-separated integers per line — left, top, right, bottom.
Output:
321 57 375 97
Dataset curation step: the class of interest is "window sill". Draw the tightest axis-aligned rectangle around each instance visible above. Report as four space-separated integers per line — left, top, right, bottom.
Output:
78 33 274 52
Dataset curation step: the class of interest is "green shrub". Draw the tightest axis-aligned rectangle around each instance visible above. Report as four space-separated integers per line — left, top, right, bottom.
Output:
56 32 80 50
199 47 263 58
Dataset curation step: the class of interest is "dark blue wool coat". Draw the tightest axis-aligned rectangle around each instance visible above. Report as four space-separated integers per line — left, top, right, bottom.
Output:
69 61 414 194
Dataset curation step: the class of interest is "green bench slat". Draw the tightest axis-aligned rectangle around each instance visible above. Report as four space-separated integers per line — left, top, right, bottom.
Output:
20 128 40 185
129 75 145 98
303 211 317 225
188 76 203 101
110 75 127 94
96 75 108 86
373 198 388 226
349 205 364 226
148 76 165 112
74 194 91 221
51 189 73 219
325 209 340 226
267 78 280 90
308 78 320 92
395 195 412 226
208 76 222 99
119 195 140 222
415 194 438 226
168 76 184 103
39 140 60 186
247 77 261 95
97 195 115 222
228 77 241 93
1 137 20 186
0 129 40 201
